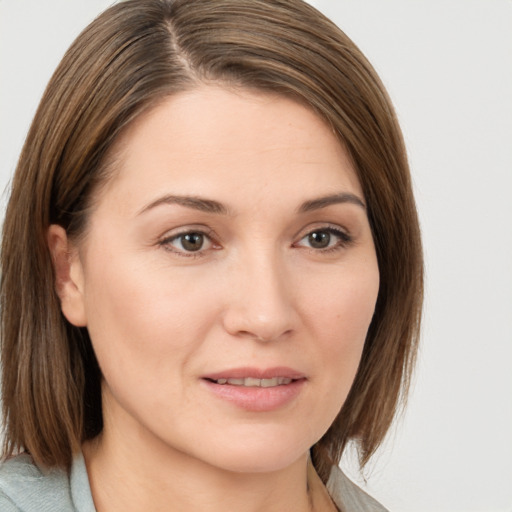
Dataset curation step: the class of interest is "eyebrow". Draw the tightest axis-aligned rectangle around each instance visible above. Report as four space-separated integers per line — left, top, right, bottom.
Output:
138 195 229 216
138 191 365 217
298 193 366 213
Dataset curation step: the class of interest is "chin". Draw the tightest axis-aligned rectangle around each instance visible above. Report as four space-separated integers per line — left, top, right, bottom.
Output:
211 450 307 475
192 430 314 475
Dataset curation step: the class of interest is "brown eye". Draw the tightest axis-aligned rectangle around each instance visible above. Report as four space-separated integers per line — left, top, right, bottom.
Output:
308 231 331 249
295 226 352 252
163 231 214 254
180 233 204 252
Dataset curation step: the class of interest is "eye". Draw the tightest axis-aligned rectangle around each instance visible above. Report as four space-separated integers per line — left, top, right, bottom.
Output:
306 230 332 249
160 230 216 256
295 227 351 252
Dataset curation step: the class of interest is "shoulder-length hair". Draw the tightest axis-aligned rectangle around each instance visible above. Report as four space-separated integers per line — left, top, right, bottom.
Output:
1 0 422 482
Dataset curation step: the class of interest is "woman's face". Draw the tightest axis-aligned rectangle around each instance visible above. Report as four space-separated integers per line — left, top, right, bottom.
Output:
63 86 379 473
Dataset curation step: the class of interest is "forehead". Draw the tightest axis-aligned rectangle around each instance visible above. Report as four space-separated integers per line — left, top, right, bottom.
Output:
96 85 363 213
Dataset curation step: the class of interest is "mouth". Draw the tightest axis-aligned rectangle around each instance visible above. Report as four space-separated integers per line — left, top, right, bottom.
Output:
202 366 306 386
205 376 295 387
201 368 306 412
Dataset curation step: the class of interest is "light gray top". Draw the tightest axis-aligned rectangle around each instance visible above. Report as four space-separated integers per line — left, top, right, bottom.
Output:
0 452 388 511
0 453 95 512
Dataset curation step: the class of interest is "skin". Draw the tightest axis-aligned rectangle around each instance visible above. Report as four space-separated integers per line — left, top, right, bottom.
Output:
49 86 379 512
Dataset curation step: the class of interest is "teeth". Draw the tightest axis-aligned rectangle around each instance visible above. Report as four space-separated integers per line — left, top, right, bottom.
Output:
244 377 261 387
213 377 293 387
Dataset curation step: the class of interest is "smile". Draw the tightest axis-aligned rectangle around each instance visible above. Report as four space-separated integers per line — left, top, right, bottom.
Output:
209 377 294 387
202 368 307 412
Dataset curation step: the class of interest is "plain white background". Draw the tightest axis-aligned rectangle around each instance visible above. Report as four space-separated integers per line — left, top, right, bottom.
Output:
1 1 511 511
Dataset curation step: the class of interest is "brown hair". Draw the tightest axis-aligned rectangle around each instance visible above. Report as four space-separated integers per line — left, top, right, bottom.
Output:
1 0 422 482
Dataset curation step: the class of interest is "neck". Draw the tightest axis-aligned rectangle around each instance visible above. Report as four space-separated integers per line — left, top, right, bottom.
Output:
83 429 314 512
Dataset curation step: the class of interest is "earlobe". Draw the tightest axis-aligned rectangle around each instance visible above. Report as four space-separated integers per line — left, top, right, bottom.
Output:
47 224 87 327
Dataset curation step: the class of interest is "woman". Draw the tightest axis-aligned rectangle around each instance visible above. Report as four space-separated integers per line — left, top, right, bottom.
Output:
0 1 423 511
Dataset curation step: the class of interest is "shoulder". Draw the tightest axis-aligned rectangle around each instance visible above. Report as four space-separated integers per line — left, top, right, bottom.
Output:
327 465 389 512
0 453 74 512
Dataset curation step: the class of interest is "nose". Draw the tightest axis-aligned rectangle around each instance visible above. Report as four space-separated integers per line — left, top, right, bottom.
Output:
221 250 297 343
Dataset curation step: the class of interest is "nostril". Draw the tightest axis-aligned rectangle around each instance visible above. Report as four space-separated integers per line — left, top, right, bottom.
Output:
221 295 297 343
235 329 294 343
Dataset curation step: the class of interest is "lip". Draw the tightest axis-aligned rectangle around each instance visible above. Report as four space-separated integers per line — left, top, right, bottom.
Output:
203 366 306 381
201 366 307 412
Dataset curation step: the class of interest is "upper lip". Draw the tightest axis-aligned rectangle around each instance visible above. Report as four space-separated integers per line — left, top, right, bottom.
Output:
202 367 306 381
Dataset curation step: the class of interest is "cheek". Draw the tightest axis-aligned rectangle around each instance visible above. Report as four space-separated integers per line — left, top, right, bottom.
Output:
303 258 379 341
80 247 219 388
300 259 379 390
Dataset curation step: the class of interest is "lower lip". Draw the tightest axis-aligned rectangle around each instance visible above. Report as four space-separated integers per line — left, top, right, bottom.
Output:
202 379 306 412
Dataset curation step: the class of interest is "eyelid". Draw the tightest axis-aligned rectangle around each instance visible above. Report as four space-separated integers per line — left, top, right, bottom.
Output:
294 222 350 240
158 226 220 257
293 224 353 251
156 222 353 257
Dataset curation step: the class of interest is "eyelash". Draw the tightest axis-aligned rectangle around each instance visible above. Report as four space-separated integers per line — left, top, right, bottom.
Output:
295 226 353 253
158 228 218 259
158 225 353 258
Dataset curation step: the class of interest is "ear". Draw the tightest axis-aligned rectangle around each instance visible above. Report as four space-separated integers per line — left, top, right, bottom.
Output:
47 224 87 327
